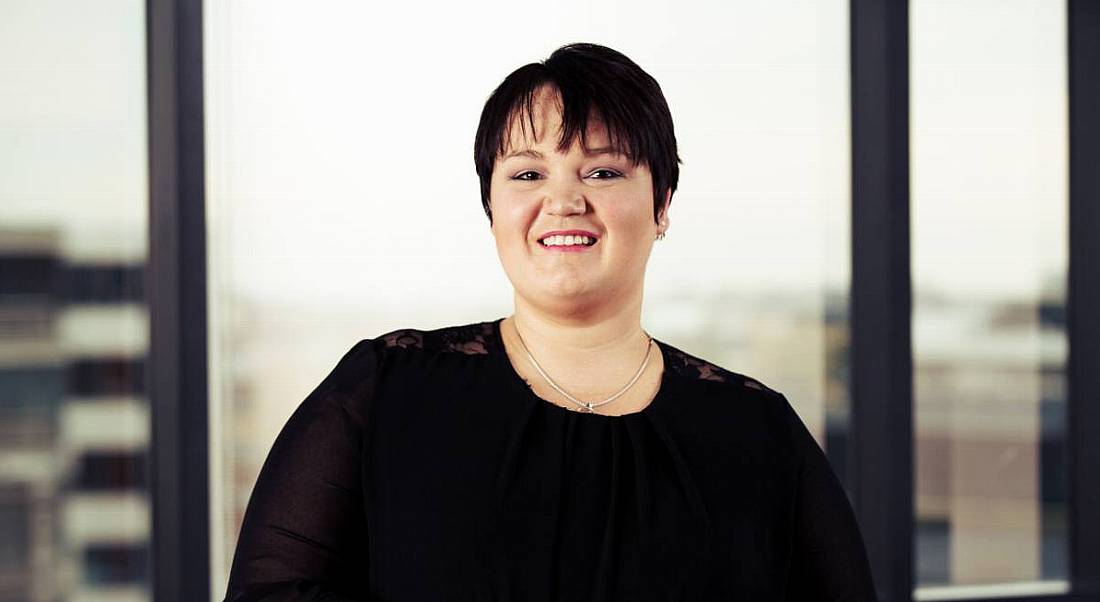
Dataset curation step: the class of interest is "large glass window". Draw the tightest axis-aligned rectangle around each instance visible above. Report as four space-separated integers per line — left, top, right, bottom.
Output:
0 1 149 600
911 0 1068 595
204 1 852 590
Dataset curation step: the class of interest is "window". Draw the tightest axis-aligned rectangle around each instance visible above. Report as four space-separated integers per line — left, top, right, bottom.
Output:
73 451 148 491
84 543 149 586
0 1 150 600
0 485 30 571
910 0 1068 592
62 264 144 304
204 1 852 589
67 358 146 397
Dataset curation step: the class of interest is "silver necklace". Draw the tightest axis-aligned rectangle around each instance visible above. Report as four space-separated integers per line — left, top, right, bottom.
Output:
511 320 655 413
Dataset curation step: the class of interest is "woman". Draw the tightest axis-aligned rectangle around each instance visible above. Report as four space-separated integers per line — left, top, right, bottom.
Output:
224 43 876 601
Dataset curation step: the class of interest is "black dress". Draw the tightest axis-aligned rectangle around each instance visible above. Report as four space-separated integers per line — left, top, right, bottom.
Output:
223 318 876 601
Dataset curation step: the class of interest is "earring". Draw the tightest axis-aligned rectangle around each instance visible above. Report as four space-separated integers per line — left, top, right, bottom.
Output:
655 231 666 241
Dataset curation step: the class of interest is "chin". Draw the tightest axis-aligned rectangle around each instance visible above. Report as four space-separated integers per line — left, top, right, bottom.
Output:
517 273 594 303
541 279 593 298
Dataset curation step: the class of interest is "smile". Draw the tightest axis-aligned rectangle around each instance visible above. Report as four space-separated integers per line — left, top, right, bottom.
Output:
538 234 598 253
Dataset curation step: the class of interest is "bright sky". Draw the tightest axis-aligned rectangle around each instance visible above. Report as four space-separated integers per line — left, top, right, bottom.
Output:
202 0 1067 307
202 0 852 312
0 0 147 262
0 0 1067 303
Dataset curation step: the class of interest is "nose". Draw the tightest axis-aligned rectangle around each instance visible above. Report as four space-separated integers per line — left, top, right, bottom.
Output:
543 179 587 216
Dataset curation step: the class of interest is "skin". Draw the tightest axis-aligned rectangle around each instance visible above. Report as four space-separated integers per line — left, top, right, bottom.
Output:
489 84 672 415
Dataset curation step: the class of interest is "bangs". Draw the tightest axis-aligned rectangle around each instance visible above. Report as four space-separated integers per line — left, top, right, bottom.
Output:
495 82 643 165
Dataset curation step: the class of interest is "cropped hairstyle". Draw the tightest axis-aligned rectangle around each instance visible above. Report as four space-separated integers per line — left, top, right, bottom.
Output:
473 43 681 225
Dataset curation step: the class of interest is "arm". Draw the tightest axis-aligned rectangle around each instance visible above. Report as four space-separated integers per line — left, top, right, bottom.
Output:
781 395 878 602
223 339 379 602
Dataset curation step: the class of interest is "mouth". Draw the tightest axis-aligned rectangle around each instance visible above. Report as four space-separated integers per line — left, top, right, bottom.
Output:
537 234 599 252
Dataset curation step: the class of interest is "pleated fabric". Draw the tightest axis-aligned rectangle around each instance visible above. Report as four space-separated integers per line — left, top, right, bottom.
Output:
224 318 876 601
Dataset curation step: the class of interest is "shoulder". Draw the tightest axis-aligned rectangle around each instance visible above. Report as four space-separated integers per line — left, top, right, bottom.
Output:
317 321 495 422
657 339 798 437
373 320 496 356
657 340 806 466
659 338 785 400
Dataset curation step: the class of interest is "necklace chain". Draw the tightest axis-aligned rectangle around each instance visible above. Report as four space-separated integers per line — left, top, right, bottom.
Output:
511 319 655 413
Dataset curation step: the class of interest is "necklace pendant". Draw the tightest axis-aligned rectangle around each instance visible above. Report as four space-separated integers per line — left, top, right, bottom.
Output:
584 402 594 413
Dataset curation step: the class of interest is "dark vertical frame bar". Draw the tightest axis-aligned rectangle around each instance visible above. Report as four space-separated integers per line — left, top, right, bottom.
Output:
850 0 912 601
1068 0 1100 595
147 0 209 600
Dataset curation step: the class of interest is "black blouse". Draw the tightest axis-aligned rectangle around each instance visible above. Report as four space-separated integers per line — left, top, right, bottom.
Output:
223 318 876 601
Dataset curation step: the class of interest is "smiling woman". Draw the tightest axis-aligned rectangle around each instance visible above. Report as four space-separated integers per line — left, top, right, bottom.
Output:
222 43 876 601
488 83 668 330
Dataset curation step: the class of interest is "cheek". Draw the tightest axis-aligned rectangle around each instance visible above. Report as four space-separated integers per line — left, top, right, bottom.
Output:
494 194 539 233
490 203 534 251
605 195 653 233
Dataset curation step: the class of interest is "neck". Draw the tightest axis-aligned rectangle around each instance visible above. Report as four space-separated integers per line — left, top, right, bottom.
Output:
510 292 649 356
501 292 663 413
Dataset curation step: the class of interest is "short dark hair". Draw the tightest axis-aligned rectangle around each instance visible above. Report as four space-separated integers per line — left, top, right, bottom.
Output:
473 43 681 225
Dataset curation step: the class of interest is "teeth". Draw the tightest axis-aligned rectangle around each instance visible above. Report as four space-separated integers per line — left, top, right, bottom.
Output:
541 235 595 247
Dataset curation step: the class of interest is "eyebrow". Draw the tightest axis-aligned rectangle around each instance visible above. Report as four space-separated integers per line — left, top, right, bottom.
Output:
502 146 624 161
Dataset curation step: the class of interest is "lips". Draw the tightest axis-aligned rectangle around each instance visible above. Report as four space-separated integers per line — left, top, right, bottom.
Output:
537 229 599 241
535 230 598 254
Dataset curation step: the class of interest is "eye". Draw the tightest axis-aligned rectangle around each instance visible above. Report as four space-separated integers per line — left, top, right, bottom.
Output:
511 170 541 181
588 168 623 180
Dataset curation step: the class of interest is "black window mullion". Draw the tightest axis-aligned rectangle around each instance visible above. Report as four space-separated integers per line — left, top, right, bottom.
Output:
1067 0 1100 595
147 0 209 600
849 0 913 601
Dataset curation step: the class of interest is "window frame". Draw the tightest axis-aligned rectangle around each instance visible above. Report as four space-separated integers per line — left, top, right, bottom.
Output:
849 1 1100 601
144 1 1100 600
850 0 913 599
147 0 210 601
1066 0 1100 596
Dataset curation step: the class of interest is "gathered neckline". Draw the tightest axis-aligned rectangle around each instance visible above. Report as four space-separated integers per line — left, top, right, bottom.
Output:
486 317 672 420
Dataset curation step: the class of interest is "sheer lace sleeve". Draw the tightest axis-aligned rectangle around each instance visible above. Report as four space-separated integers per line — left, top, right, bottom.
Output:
223 339 379 601
781 395 878 601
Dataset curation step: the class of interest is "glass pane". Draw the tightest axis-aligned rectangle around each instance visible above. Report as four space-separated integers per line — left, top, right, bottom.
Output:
0 1 149 601
911 0 1068 594
205 1 851 594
